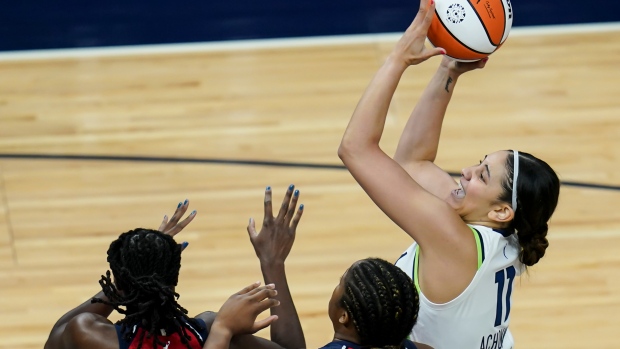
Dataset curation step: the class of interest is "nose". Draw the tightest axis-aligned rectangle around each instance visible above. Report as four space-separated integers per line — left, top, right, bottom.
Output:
461 167 472 180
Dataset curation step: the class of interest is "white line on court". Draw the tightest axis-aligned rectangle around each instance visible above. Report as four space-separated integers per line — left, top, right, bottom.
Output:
0 21 619 62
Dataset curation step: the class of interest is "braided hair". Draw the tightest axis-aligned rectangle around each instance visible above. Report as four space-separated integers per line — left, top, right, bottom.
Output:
499 151 560 267
339 258 419 349
92 228 201 349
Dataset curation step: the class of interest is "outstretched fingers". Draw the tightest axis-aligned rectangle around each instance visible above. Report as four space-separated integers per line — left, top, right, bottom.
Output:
215 282 280 336
284 189 300 226
236 282 276 297
158 214 169 232
247 217 258 241
160 199 197 236
263 186 274 225
166 210 197 236
237 281 262 295
249 288 280 332
252 315 279 333
276 184 295 222
290 204 304 231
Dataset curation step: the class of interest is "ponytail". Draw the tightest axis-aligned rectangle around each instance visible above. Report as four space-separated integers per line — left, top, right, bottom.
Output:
516 222 549 266
501 151 559 267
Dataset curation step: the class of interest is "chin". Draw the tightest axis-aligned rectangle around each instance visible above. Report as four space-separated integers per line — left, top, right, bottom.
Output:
445 196 460 210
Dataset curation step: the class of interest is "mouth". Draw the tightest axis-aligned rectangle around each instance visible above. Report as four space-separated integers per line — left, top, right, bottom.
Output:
453 180 466 199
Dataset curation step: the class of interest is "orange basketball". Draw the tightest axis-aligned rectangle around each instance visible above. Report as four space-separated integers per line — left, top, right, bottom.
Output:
428 0 513 61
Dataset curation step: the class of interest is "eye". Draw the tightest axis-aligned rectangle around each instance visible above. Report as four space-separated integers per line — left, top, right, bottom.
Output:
479 171 485 183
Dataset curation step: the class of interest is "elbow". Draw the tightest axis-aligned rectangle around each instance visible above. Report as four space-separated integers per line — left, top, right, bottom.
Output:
338 137 380 165
338 138 360 164
337 142 350 162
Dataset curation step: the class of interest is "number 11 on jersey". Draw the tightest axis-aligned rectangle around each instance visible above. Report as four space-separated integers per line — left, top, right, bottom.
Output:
494 266 516 327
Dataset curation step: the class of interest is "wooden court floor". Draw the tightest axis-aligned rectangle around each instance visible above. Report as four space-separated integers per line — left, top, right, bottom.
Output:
0 28 619 349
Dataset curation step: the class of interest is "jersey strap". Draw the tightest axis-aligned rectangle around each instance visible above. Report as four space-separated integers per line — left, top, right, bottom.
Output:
469 226 485 268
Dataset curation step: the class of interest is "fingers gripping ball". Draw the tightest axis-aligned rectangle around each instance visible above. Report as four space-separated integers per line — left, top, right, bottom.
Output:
428 0 513 61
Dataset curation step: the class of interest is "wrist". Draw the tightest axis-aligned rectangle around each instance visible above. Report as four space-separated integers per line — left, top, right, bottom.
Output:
436 63 459 78
384 53 410 72
210 320 234 340
260 259 285 270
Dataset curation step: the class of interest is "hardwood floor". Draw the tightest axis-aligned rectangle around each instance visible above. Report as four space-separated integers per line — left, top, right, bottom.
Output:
0 28 619 349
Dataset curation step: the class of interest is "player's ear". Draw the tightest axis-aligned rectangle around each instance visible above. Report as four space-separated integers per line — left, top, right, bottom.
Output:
339 310 352 326
488 203 514 223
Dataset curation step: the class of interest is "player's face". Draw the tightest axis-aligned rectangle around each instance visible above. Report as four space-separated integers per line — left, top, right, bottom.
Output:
448 150 511 224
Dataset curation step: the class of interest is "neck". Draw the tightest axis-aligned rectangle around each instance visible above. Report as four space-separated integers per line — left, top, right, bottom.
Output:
464 218 506 230
333 331 361 345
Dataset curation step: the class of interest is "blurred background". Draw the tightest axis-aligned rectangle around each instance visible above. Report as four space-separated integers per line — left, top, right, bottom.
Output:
2 0 619 51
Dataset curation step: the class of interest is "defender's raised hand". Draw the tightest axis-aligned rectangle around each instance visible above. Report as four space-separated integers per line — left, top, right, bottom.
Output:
245 185 307 349
247 185 304 265
158 199 197 250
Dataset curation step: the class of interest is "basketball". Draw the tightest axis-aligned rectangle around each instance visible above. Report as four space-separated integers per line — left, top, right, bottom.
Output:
427 0 513 62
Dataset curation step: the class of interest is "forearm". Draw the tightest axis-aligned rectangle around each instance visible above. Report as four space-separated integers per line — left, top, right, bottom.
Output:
261 262 305 349
394 64 459 164
50 290 114 332
340 55 408 156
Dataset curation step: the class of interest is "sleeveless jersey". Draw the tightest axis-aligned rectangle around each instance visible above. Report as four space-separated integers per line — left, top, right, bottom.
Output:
319 339 418 349
115 318 208 349
395 224 523 349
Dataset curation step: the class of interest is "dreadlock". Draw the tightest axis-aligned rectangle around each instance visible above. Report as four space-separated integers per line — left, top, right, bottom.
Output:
339 258 419 349
92 228 201 349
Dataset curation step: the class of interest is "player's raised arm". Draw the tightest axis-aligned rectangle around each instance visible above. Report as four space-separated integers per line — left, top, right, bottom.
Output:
247 185 305 349
393 57 487 199
338 0 471 249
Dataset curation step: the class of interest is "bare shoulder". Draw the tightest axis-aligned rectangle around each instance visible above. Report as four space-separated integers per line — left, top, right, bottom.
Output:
64 313 118 349
195 310 216 328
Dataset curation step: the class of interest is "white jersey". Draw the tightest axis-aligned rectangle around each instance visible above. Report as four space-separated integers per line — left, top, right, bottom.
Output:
395 224 523 349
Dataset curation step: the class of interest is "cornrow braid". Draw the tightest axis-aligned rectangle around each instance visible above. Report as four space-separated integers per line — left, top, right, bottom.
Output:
339 258 419 349
92 228 202 349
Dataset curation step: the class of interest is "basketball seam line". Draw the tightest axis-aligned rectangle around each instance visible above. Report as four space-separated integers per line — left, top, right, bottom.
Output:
466 0 500 47
433 8 489 56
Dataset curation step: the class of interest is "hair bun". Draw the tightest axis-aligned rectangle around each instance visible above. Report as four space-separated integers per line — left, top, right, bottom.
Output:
519 224 549 266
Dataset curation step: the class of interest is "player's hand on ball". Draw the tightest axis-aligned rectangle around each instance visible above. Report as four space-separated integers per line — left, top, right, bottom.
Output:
392 0 445 66
441 56 488 76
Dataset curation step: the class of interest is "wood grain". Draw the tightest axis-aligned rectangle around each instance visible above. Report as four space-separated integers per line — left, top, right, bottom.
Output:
0 29 619 349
